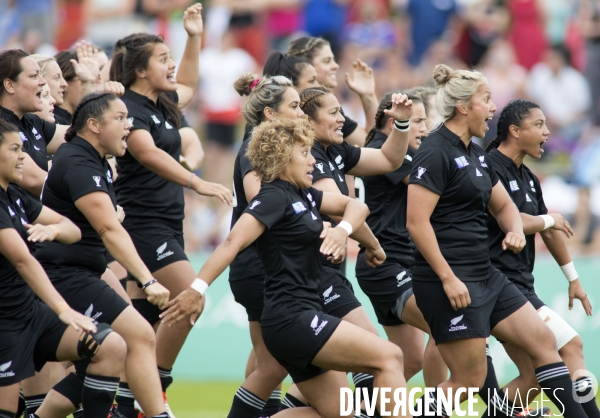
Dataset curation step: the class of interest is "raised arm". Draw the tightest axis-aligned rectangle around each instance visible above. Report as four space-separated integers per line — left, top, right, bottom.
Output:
126 129 232 205
75 191 170 308
0 228 95 332
487 182 526 253
347 93 412 177
176 4 203 108
28 206 81 244
345 59 378 130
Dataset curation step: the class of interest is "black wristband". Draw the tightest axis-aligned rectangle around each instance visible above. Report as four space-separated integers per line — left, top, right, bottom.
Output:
141 278 158 291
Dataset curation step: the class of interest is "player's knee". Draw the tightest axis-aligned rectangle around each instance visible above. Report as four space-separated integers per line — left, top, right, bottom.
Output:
94 331 127 365
127 315 157 349
376 341 404 373
560 335 584 359
404 351 424 379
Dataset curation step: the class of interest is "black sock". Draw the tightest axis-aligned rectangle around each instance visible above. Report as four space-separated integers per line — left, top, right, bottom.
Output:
227 387 266 418
73 407 84 418
81 374 119 418
0 409 16 418
279 393 307 411
259 390 281 415
150 414 169 418
158 366 173 393
574 376 600 418
535 362 586 418
16 390 25 418
115 382 137 418
414 392 450 417
353 373 381 417
481 346 514 417
23 394 46 415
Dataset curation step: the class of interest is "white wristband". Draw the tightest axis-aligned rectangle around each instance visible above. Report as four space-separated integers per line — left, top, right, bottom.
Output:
560 262 578 282
190 278 209 295
336 221 353 236
539 214 555 230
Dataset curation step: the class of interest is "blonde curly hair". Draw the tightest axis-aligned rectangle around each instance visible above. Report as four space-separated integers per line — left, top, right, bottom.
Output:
247 118 314 183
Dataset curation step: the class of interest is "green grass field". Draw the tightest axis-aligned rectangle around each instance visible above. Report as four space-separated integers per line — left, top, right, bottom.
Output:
164 381 588 417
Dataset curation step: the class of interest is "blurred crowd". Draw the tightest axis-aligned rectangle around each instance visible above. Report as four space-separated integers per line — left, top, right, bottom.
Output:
2 0 600 254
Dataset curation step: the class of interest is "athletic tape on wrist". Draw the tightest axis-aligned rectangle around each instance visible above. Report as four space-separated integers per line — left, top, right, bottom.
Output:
336 221 353 236
539 214 555 230
560 262 578 282
191 278 209 295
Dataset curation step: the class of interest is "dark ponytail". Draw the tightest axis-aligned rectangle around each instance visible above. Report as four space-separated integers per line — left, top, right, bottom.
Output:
263 52 311 88
486 99 540 152
110 33 180 128
65 92 119 142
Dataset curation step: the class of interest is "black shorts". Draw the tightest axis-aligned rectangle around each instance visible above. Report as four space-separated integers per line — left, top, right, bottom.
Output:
229 274 265 322
319 265 362 319
262 310 341 383
207 122 236 147
356 260 413 326
513 282 545 310
49 268 129 325
125 220 188 273
413 269 527 344
0 301 67 385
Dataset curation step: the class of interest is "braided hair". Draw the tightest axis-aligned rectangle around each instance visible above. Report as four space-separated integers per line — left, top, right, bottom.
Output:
287 37 330 63
299 87 330 121
65 92 119 142
485 99 540 152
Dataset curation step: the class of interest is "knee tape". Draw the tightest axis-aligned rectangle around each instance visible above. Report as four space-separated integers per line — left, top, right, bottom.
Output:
537 305 578 350
53 373 84 408
77 322 113 359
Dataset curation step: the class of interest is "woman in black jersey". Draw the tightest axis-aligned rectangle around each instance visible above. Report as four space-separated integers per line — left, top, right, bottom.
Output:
0 119 127 418
481 99 598 418
406 64 587 418
299 86 411 399
224 74 307 418
108 4 232 411
0 45 104 197
287 36 377 146
163 117 410 418
355 92 449 387
33 92 171 418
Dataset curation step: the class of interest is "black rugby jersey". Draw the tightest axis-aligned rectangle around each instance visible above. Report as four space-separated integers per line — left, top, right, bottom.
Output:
115 90 184 221
0 184 43 330
311 140 361 268
244 180 324 326
359 131 415 267
0 105 56 171
409 124 499 281
36 136 116 275
229 124 264 280
340 109 358 138
53 107 72 126
486 148 547 289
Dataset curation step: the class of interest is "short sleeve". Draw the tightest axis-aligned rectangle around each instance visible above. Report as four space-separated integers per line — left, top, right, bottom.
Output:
340 142 361 173
125 102 152 132
385 154 412 186
179 114 190 128
487 157 500 187
65 163 111 202
0 201 13 230
307 187 324 211
39 119 57 146
341 109 358 138
409 145 449 195
244 186 287 229
311 147 334 183
15 188 43 222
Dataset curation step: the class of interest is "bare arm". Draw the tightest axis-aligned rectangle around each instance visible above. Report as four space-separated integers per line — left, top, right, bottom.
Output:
176 4 204 108
126 129 232 204
0 228 95 332
345 59 378 129
243 170 261 202
75 191 170 308
487 182 526 253
521 212 574 237
179 126 204 172
47 125 68 155
28 206 81 244
347 93 412 177
541 228 593 315
16 154 47 196
344 126 367 147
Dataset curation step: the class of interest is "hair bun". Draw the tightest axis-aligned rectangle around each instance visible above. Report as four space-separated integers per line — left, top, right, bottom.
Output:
433 64 454 87
234 73 258 97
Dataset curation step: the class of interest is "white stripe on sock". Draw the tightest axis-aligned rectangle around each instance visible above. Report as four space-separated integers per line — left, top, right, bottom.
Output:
236 388 266 410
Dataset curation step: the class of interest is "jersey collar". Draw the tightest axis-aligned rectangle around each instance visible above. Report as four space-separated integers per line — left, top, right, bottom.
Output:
0 104 22 126
70 136 105 163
